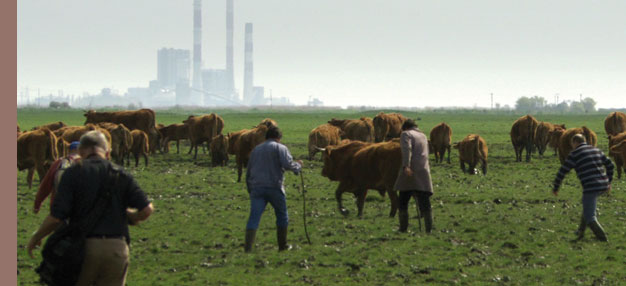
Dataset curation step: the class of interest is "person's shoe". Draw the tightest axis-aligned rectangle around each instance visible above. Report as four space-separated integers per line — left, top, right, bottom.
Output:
244 229 256 253
423 210 433 233
574 216 586 241
277 227 291 251
398 210 409 232
588 221 608 242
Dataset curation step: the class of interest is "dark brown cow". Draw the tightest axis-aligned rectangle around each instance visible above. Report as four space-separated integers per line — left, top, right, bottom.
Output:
31 121 67 131
510 115 538 162
158 123 189 154
608 132 626 179
84 109 159 153
453 134 488 175
373 112 407 142
604 112 626 136
429 122 452 163
318 139 401 218
328 117 374 142
610 139 626 177
98 122 133 165
307 123 343 160
557 127 598 164
183 113 224 160
209 134 229 167
258 118 278 128
232 125 269 182
17 128 58 188
129 130 149 167
535 122 566 156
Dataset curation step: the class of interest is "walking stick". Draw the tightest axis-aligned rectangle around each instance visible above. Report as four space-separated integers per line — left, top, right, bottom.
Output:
300 172 312 244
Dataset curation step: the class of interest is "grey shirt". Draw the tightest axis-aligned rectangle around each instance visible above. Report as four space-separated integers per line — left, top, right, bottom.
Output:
246 139 302 193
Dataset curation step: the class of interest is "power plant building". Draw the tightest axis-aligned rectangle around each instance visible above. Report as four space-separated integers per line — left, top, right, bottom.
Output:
157 48 190 89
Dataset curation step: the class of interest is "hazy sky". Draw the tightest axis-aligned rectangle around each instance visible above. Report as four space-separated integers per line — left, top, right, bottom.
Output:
17 0 626 108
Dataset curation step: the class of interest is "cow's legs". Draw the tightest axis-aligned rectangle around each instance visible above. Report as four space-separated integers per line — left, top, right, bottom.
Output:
356 189 368 218
193 143 199 160
176 140 180 154
134 152 140 167
143 153 149 167
388 189 399 218
446 145 451 164
236 156 243 182
469 162 477 175
26 168 34 189
482 159 488 175
460 160 466 173
335 182 349 216
525 141 532 162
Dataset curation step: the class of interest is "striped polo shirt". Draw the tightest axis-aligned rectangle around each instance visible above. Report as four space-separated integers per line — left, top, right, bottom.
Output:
553 143 614 193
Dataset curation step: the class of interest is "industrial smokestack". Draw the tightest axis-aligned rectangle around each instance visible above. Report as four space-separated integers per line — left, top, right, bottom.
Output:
226 0 235 99
192 0 203 105
243 23 253 104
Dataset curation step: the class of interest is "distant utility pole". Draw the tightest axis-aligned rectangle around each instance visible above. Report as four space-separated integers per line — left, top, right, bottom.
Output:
490 93 493 109
270 89 273 110
580 94 582 102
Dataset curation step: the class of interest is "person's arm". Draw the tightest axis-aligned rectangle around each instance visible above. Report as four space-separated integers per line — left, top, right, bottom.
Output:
27 215 63 258
127 203 153 226
33 159 62 213
278 144 302 174
552 156 575 195
400 132 413 176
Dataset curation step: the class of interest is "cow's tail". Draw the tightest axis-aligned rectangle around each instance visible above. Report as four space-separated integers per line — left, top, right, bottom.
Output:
581 126 595 146
43 128 58 161
142 132 149 154
211 113 219 140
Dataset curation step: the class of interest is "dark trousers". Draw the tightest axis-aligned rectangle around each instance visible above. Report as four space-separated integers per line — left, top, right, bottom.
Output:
398 190 431 214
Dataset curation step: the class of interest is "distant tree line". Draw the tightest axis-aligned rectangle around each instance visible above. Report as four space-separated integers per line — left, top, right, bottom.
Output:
515 96 597 114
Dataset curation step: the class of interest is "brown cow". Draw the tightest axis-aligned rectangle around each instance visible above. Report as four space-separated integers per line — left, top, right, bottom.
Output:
17 128 58 188
610 139 626 177
209 134 229 167
604 112 626 136
453 134 488 175
183 113 224 160
258 118 278 128
318 139 401 217
98 122 133 165
55 124 112 149
232 125 269 182
31 121 67 131
83 108 159 153
373 112 407 142
535 122 566 156
307 123 343 160
557 127 598 164
608 132 626 179
129 130 149 167
328 117 374 142
158 123 189 154
510 115 538 162
429 122 452 164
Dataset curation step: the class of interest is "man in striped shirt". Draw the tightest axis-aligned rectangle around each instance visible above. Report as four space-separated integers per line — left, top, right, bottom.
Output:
553 134 614 242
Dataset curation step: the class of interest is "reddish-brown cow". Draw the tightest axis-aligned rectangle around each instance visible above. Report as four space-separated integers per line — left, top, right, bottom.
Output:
453 134 488 175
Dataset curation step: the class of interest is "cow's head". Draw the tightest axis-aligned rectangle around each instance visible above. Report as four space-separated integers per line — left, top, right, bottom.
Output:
83 110 96 124
258 118 277 128
327 118 345 127
452 142 460 150
318 147 335 180
373 113 388 143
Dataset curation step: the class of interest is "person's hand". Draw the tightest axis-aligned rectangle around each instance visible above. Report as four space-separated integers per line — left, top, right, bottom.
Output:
27 236 41 258
404 167 413 177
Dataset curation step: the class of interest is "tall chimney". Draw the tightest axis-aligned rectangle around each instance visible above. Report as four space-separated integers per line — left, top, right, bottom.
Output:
192 0 203 106
243 23 254 104
226 0 235 99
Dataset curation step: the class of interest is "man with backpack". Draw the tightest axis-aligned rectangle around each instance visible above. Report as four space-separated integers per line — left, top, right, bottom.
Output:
33 141 81 214
27 131 154 286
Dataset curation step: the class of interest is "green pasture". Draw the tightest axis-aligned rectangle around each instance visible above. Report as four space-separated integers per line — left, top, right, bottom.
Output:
17 109 626 285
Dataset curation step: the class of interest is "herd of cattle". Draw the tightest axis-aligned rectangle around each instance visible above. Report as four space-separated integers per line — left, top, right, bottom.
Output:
16 109 626 217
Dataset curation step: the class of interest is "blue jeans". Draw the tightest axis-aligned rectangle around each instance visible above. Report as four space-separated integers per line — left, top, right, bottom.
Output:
582 191 604 223
246 187 289 230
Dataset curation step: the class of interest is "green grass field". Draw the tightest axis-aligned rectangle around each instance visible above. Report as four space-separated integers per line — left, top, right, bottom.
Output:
17 109 626 285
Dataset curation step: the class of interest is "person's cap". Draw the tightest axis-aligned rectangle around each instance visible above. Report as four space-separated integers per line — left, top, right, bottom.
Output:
69 141 80 150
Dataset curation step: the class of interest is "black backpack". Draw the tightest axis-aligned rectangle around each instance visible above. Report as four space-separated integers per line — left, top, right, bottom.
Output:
36 164 121 286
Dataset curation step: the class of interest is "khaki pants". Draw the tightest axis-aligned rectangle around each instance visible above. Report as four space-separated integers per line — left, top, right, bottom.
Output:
75 238 129 286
